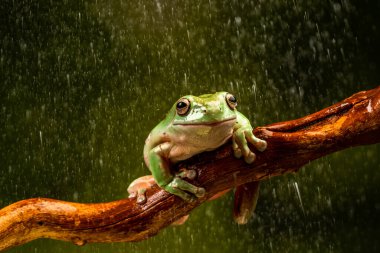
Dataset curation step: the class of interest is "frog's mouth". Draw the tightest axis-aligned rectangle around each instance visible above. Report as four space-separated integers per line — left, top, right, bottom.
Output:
173 117 236 126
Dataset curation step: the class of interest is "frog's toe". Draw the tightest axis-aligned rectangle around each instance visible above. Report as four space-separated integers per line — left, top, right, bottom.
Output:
128 191 137 199
233 147 242 159
256 140 267 152
244 152 256 164
232 136 242 158
177 168 197 180
136 194 147 204
194 187 206 198
165 181 197 202
168 177 206 200
235 131 253 161
136 188 148 204
246 131 267 152
185 169 197 180
184 195 197 202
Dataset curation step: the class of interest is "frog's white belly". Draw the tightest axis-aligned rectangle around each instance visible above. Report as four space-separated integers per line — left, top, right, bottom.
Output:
168 120 234 163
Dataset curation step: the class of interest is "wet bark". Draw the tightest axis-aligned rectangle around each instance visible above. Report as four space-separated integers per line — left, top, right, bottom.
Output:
0 86 379 251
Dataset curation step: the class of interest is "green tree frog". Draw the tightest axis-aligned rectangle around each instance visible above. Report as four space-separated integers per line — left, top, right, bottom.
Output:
128 91 267 224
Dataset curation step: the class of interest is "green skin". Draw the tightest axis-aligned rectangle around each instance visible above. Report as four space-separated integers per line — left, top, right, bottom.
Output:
143 91 267 202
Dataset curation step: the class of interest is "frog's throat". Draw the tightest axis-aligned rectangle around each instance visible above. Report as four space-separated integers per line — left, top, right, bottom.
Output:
172 117 236 126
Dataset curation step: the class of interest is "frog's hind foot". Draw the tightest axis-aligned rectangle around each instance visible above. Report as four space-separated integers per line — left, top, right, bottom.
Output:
128 192 137 199
128 188 148 205
127 175 155 205
136 189 147 204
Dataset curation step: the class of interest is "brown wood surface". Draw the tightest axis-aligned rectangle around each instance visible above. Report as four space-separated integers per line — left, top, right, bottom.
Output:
0 86 379 251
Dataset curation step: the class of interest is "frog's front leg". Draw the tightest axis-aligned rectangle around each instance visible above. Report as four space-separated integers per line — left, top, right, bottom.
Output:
149 143 205 202
233 112 267 163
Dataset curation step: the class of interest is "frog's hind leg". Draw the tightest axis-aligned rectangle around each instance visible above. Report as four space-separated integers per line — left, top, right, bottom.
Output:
233 181 260 224
149 144 205 202
171 215 189 226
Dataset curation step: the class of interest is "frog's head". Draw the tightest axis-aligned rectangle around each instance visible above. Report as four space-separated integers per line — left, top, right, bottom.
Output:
172 91 238 126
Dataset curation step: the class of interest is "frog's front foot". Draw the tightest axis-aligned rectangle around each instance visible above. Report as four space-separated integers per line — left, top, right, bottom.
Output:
232 127 267 164
164 177 205 202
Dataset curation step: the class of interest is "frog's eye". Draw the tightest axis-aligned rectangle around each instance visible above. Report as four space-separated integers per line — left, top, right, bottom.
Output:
176 98 191 116
226 93 237 109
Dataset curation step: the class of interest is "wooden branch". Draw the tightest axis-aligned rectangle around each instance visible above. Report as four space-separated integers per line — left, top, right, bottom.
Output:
1 86 379 251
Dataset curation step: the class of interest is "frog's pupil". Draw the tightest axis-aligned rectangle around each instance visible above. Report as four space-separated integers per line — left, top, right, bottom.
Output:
229 96 237 103
177 102 187 109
